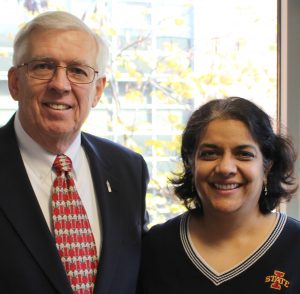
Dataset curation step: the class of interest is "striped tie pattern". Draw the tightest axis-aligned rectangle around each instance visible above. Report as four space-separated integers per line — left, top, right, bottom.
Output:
52 154 98 293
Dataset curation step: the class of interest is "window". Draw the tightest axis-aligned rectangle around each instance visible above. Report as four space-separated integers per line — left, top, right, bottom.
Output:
0 0 278 226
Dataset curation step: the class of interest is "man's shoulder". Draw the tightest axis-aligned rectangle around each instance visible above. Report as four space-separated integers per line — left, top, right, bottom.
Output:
82 132 149 183
0 116 17 152
81 131 143 160
0 116 14 136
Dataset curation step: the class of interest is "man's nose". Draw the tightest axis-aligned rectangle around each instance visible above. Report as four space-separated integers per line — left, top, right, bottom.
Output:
48 66 72 92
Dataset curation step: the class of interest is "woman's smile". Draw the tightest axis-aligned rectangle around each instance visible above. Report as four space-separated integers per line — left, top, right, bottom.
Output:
194 118 266 215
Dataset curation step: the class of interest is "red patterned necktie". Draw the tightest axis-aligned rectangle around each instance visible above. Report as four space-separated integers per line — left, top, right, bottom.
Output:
52 154 98 294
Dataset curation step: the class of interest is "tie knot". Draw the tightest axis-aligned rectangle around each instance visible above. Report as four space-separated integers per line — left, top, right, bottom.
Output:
53 154 72 173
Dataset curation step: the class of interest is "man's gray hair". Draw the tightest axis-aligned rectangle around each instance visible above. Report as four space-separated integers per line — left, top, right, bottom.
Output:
13 11 109 76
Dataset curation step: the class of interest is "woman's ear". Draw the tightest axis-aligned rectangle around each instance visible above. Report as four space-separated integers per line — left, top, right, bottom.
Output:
263 161 273 186
264 161 273 176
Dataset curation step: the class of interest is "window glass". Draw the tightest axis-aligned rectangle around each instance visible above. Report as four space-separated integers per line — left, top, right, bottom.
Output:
0 0 278 227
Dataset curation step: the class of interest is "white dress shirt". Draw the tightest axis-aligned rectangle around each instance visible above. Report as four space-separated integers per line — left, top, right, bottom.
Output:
14 113 102 255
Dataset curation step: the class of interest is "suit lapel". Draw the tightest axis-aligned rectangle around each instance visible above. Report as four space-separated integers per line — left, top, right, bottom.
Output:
0 117 124 294
0 117 72 294
82 134 122 294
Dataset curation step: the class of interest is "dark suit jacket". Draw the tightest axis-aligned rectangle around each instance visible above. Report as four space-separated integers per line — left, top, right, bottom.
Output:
0 115 149 294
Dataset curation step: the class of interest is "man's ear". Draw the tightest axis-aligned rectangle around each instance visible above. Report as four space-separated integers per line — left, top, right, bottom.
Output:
8 67 20 101
92 76 106 107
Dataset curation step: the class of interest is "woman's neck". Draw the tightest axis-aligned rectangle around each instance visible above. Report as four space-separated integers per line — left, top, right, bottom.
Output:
190 209 277 243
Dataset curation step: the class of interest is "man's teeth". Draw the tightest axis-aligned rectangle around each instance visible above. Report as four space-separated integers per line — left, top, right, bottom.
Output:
48 103 69 110
214 183 239 190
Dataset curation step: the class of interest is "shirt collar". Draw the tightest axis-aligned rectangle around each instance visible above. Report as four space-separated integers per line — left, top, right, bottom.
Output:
14 112 82 179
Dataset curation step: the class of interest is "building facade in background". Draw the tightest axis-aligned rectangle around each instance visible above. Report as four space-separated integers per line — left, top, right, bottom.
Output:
0 0 277 225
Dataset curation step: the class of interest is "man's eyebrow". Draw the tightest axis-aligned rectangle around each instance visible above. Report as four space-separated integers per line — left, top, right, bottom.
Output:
30 56 54 61
29 57 87 65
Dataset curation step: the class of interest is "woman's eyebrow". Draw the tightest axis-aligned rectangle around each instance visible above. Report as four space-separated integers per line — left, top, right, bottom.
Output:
235 144 258 151
198 143 218 148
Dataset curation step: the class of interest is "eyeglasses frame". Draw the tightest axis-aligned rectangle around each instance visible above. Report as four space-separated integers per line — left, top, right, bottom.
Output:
16 60 99 84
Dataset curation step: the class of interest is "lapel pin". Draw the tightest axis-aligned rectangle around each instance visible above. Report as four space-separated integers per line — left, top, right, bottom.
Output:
106 180 112 192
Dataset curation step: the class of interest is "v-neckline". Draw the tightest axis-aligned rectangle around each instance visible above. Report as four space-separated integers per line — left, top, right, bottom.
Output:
180 211 286 286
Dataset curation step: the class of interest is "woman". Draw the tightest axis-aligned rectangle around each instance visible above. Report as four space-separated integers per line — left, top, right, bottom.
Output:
139 97 300 293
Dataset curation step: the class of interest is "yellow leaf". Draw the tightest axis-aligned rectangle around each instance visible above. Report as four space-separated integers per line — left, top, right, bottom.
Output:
174 18 184 26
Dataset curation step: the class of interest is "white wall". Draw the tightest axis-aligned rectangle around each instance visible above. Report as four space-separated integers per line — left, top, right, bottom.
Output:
283 0 300 218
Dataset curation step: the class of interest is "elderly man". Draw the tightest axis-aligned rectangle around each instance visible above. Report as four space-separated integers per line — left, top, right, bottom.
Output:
0 11 148 294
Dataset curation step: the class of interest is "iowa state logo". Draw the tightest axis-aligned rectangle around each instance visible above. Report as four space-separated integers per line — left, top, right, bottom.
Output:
265 270 290 290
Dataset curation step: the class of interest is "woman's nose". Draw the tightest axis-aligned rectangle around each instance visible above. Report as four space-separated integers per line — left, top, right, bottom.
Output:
215 154 237 175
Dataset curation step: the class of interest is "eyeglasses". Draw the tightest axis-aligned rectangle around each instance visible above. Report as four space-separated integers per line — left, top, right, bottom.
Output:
17 60 99 84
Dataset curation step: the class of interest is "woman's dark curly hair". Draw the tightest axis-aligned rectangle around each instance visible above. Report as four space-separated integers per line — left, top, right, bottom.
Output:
171 97 298 214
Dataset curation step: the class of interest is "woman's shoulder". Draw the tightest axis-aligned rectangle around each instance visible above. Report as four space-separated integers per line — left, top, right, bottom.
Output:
285 214 300 230
148 212 185 232
277 213 300 243
142 211 190 256
144 211 189 242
